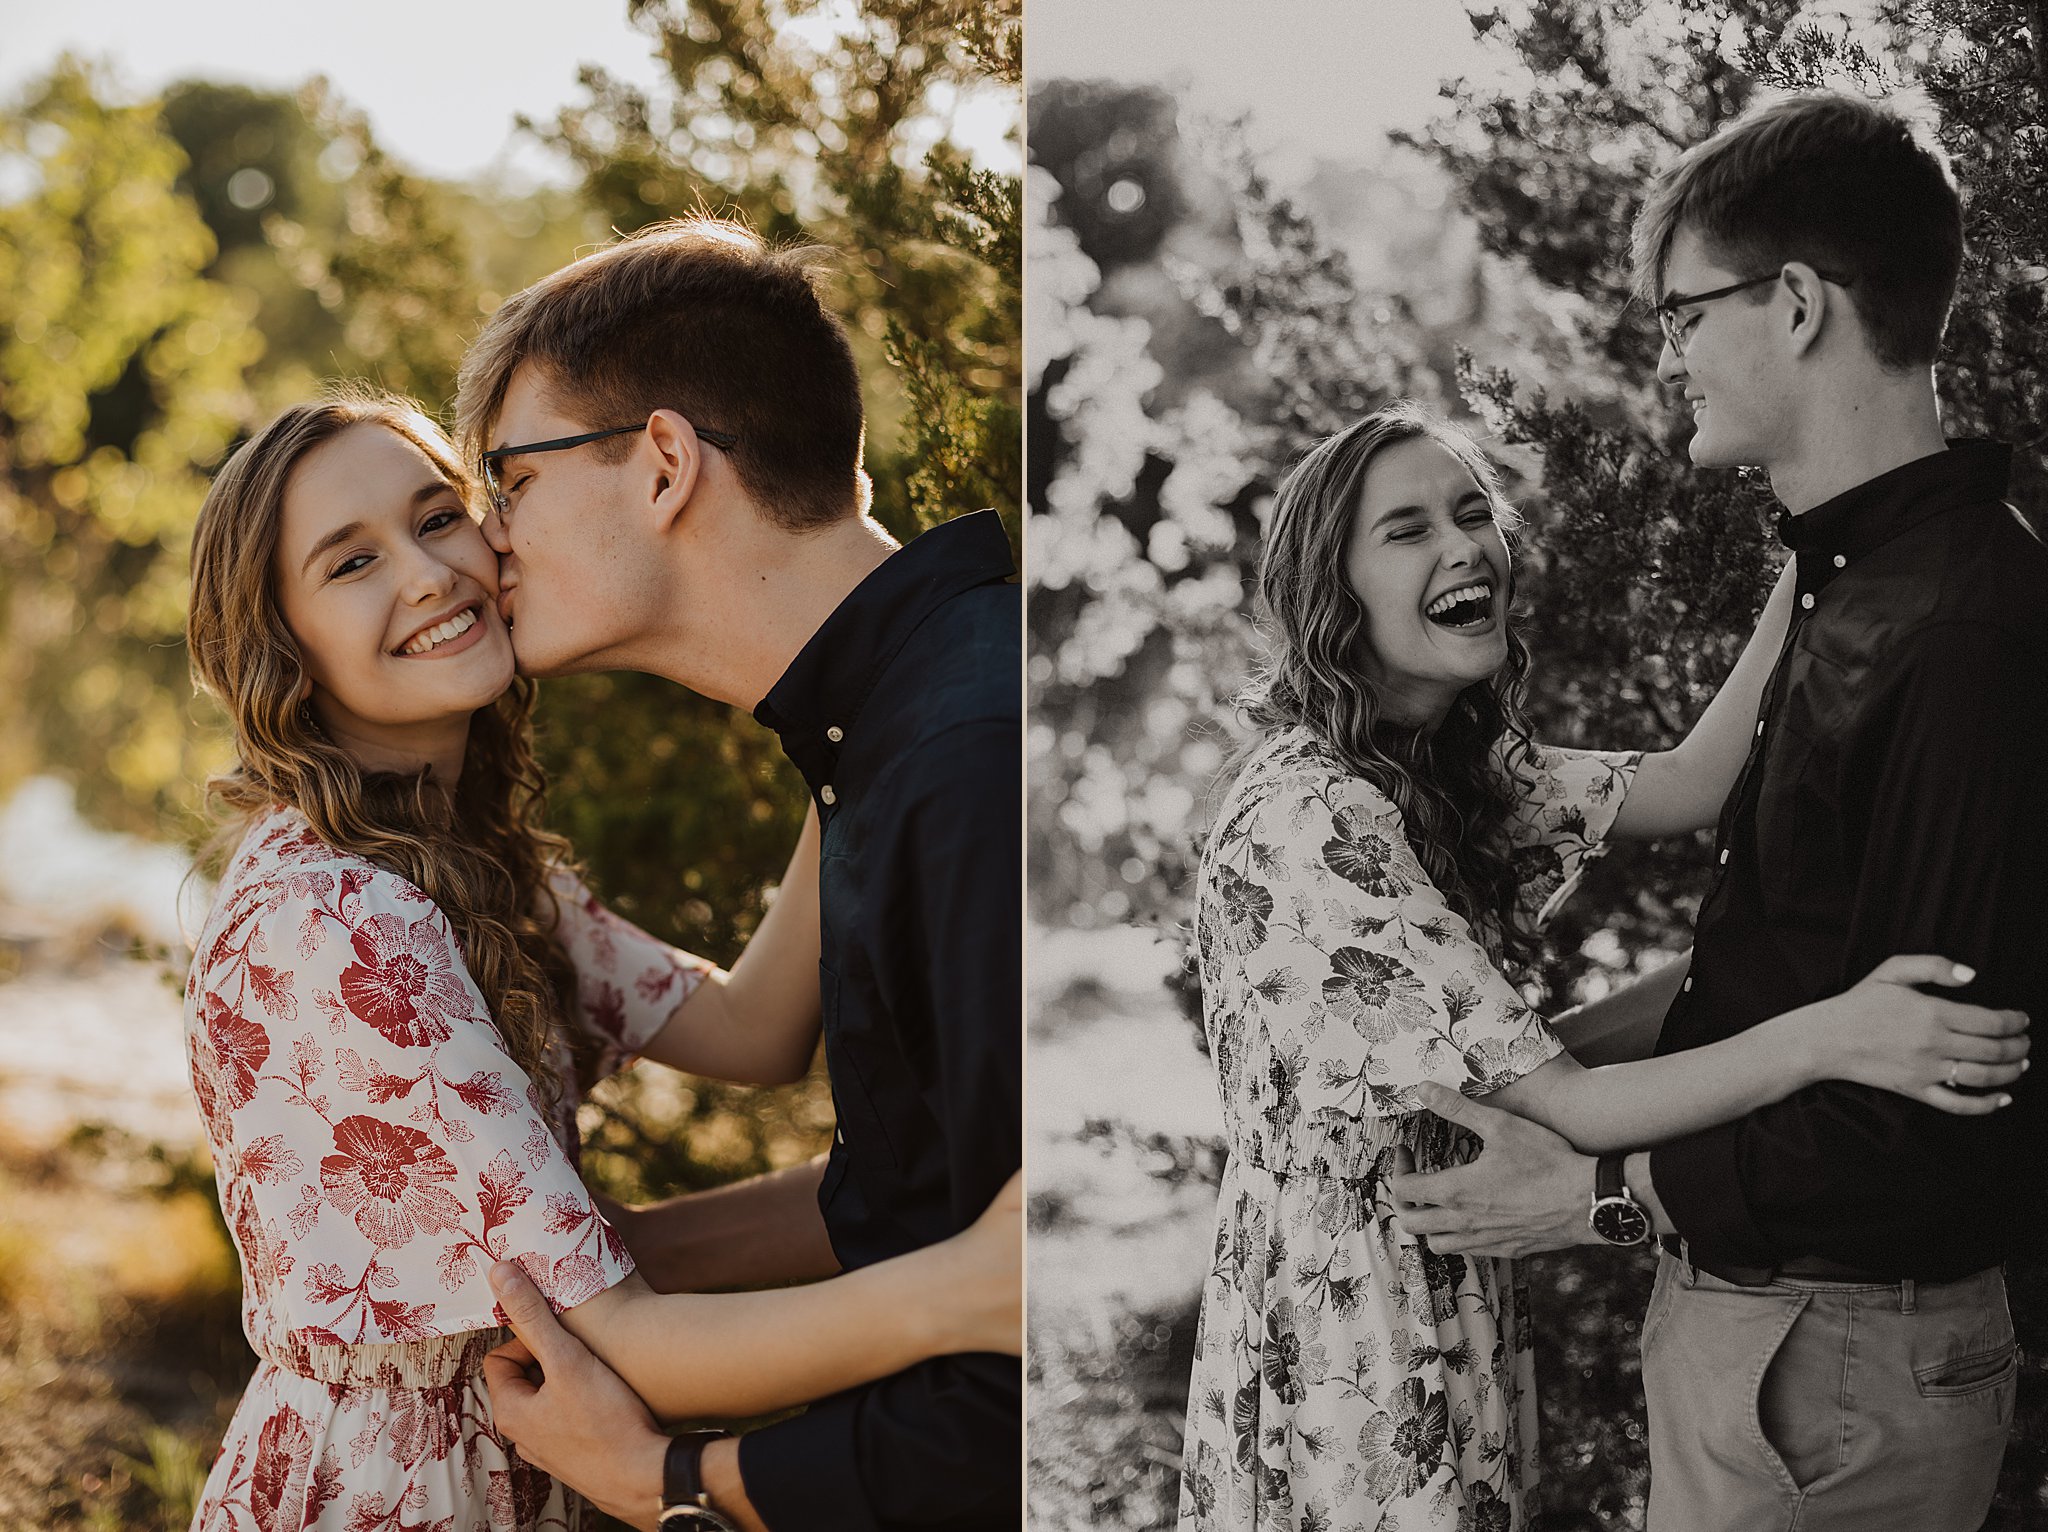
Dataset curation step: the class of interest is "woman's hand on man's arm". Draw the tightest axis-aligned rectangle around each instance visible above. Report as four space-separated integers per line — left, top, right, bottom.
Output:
1480 954 2025 1155
510 1165 1022 1424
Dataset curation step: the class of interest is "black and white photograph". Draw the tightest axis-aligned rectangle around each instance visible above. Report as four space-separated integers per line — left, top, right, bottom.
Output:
1027 3 2048 1529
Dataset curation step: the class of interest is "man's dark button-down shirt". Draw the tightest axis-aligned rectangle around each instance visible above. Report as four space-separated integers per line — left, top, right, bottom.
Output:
1650 442 2048 1282
739 509 1021 1530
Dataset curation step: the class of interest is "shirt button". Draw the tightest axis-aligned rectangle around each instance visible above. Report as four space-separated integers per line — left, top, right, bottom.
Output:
835 1127 845 1144
1833 554 1846 568
1801 593 1815 610
1683 977 1694 992
1719 849 1730 865
826 726 844 743
821 785 837 806
1755 719 1765 737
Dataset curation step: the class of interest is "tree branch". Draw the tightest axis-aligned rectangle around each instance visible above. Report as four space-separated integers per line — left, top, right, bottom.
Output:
2031 2 2048 109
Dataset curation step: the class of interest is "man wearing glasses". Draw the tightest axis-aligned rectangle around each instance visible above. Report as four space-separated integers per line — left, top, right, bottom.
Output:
448 216 1020 1531
1392 91 2047 1529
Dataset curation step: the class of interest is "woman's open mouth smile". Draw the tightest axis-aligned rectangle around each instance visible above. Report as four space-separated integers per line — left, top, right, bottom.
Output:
393 602 488 659
1422 579 1497 633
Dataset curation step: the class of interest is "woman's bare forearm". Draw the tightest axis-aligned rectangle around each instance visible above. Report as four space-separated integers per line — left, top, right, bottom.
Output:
561 1238 968 1423
1487 1006 1819 1153
1494 955 2020 1152
1551 952 1690 1067
1614 560 1795 838
637 808 823 1086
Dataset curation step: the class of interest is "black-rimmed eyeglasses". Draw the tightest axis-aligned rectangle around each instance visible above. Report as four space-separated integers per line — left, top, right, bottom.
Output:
478 422 739 516
1653 268 1853 358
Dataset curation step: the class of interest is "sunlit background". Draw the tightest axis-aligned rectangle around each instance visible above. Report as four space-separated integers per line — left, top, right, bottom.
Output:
0 0 1019 184
0 3 1017 1525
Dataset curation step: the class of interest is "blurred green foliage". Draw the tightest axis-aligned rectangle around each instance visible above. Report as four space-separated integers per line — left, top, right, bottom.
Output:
3 10 1015 1525
0 61 256 840
526 0 1021 547
2 0 1019 976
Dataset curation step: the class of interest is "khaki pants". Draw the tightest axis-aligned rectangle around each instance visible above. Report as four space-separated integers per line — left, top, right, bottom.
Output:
1640 1248 2015 1532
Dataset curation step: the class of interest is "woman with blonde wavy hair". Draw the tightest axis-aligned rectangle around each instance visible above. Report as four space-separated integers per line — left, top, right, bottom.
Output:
1177 400 2025 1531
182 389 1017 1532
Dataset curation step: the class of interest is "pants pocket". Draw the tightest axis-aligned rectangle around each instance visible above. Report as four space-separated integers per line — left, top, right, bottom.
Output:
1639 1251 1675 1358
1914 1342 2019 1400
1754 1291 1836 1494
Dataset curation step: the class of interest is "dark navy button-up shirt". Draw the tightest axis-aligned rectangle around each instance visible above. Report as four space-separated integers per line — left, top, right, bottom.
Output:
738 508 1021 1529
1650 442 2048 1281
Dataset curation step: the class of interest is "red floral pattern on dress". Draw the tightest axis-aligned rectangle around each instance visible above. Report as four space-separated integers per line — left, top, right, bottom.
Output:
548 872 711 1081
339 913 476 1049
250 1406 317 1532
207 994 273 1110
321 1116 465 1250
184 806 713 1531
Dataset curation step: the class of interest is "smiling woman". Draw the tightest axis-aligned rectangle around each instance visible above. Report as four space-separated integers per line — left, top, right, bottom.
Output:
1341 432 1514 727
1176 396 2029 1532
271 416 517 789
176 388 1023 1532
186 389 588 1195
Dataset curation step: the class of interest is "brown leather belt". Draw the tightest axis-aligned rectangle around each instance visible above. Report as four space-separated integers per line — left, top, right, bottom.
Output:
1657 1234 1894 1287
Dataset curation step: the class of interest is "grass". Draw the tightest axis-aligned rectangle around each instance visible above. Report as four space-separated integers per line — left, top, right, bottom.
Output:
0 1054 830 1532
0 1123 247 1532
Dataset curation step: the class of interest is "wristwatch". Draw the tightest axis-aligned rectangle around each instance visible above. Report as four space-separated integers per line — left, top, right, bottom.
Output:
1588 1153 1652 1247
658 1432 740 1531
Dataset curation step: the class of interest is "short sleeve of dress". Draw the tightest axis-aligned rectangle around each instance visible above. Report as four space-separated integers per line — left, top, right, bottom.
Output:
547 871 715 1083
1496 741 1641 931
1217 752 1564 1117
195 860 637 1346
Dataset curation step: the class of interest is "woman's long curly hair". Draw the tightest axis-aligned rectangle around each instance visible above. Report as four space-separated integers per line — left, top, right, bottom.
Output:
1240 401 1542 969
187 390 576 1108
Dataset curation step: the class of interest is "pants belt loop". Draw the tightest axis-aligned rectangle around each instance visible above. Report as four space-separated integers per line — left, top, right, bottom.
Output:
1678 1237 1698 1289
1899 1277 1917 1315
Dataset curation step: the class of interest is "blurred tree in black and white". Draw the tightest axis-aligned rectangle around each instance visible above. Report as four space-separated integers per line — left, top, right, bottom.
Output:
1028 3 2048 1526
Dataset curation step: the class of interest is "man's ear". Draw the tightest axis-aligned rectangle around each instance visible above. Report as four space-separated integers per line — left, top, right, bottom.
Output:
1779 262 1833 359
642 410 707 532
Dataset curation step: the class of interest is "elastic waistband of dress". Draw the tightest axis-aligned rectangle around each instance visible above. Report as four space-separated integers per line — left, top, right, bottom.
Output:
1229 1107 1480 1182
264 1328 507 1388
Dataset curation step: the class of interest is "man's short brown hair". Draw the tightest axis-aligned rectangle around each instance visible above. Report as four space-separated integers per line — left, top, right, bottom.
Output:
456 216 867 529
1631 91 1963 372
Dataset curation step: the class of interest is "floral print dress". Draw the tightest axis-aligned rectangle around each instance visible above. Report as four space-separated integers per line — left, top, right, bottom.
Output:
1178 727 1637 1532
186 806 712 1532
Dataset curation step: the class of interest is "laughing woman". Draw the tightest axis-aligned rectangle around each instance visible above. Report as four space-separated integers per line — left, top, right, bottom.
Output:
182 391 1017 1532
1177 402 2026 1532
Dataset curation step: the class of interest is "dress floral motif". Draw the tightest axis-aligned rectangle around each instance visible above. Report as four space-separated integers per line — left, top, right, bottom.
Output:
1179 727 1638 1532
187 806 711 1532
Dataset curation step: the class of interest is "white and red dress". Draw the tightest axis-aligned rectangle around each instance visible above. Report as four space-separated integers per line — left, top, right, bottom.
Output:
185 806 710 1532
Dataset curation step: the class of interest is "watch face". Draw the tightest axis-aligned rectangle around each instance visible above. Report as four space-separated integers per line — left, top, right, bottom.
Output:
658 1509 739 1532
1591 1197 1650 1247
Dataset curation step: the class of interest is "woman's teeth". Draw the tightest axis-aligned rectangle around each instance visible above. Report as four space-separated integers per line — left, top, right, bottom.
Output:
1424 583 1494 629
400 607 478 655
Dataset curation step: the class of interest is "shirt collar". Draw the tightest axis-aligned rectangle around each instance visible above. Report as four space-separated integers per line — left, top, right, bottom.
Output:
754 509 1015 775
1775 440 2012 596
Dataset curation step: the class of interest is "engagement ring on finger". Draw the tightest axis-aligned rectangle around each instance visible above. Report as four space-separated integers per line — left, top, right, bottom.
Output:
1946 1059 1961 1090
